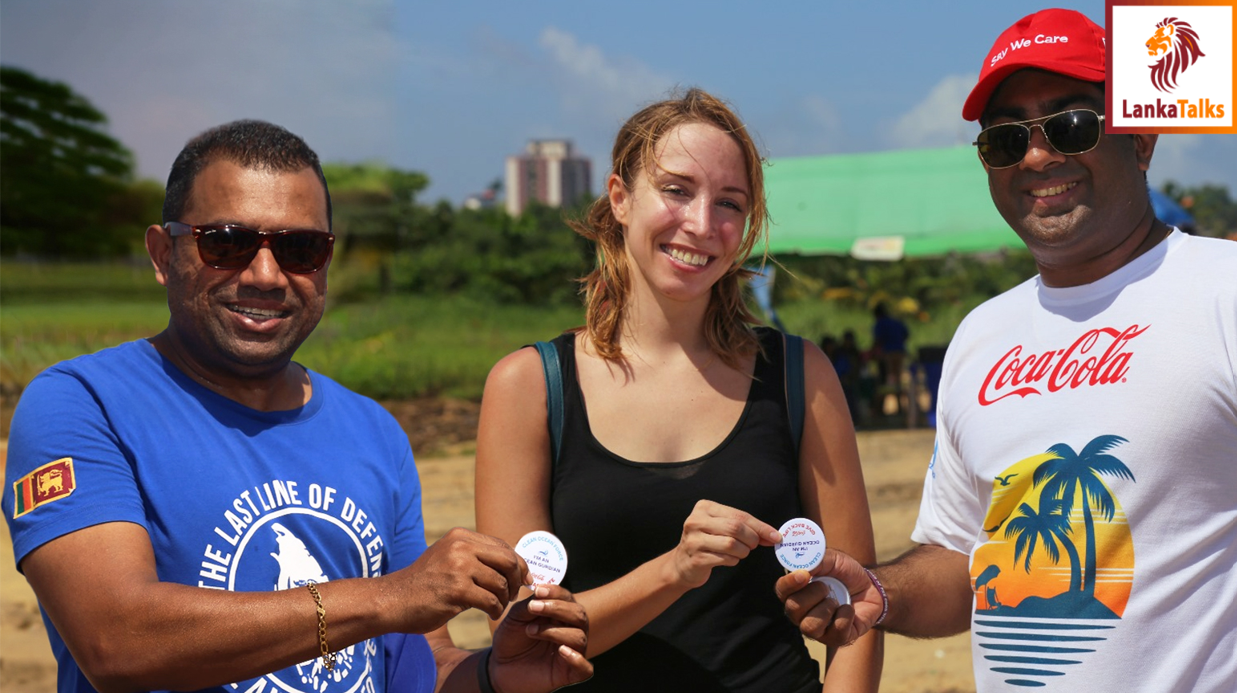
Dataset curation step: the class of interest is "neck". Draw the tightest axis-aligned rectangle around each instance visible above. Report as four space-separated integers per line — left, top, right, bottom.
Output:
1038 206 1172 288
149 330 311 412
617 284 714 364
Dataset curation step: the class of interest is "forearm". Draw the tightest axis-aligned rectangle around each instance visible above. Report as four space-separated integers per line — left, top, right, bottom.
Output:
38 572 395 692
874 544 972 638
432 642 485 693
821 627 883 693
572 551 692 657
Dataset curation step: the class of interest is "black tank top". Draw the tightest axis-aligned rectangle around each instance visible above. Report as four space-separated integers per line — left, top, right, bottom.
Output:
549 327 821 692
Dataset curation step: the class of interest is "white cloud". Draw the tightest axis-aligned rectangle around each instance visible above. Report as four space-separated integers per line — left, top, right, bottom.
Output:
536 27 674 124
1147 134 1203 187
2 0 403 179
758 95 847 157
886 73 978 149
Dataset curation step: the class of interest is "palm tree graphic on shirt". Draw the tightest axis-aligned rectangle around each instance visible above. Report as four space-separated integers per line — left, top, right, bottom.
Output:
1032 435 1135 596
970 435 1137 688
975 435 1135 615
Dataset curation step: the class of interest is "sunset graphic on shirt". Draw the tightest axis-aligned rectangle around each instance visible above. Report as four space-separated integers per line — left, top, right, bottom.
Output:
970 435 1136 688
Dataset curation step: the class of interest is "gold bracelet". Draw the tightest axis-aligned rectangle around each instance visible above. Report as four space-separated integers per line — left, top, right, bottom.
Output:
305 580 336 672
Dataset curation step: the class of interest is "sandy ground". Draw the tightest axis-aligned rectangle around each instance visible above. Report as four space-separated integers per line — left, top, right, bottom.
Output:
1 430 974 692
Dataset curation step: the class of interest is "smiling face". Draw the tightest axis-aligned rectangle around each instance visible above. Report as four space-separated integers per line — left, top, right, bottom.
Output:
149 159 331 381
981 70 1158 284
609 122 750 309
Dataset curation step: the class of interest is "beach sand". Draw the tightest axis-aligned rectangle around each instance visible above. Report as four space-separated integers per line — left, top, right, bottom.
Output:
1 429 974 692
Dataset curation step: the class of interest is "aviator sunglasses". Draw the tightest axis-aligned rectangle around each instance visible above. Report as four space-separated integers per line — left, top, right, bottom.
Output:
974 109 1106 169
166 222 334 274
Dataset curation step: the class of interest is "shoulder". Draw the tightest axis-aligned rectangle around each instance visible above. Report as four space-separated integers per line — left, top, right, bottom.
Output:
771 329 832 378
486 344 550 395
954 277 1038 339
42 339 152 376
1170 233 1237 277
305 370 405 433
20 340 154 401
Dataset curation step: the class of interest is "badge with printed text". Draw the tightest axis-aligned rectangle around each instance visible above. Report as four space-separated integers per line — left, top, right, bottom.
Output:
775 517 825 572
810 576 852 606
12 458 76 518
515 531 568 586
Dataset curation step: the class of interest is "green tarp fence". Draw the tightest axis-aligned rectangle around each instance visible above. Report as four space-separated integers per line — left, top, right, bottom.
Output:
764 145 1019 259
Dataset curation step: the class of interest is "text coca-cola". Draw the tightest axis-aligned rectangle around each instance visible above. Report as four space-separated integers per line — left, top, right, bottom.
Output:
978 325 1149 405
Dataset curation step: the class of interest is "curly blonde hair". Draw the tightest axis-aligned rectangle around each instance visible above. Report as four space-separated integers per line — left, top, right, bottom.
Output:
569 88 768 369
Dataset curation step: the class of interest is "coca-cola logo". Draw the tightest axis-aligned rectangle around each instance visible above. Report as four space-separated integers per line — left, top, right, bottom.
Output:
979 325 1149 406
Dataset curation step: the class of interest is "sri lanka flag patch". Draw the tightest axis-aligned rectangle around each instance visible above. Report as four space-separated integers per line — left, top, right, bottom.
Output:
12 458 76 518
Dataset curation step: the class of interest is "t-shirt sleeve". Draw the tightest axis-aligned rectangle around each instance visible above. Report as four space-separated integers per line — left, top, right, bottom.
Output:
910 324 983 556
387 440 427 573
3 368 148 570
383 632 436 693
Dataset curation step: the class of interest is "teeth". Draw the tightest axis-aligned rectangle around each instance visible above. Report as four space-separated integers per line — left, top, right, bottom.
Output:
667 247 709 266
1030 182 1077 198
229 305 285 319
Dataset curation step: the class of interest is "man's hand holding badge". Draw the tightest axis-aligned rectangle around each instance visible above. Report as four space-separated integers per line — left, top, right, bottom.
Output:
774 518 886 647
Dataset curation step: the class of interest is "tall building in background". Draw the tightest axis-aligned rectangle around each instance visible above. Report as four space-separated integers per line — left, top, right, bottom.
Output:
505 140 591 217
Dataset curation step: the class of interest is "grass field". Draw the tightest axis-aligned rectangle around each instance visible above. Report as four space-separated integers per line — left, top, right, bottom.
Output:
1 261 981 401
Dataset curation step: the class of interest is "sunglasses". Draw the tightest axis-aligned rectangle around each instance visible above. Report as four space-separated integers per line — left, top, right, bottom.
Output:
974 109 1106 169
165 222 334 274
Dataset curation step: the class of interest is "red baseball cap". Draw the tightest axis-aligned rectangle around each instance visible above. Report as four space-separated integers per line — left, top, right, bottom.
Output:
963 8 1106 121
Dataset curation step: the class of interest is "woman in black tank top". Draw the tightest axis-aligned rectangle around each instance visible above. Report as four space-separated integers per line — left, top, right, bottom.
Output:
474 89 881 692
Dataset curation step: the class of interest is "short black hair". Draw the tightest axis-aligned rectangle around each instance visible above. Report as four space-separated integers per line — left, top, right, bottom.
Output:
162 120 332 229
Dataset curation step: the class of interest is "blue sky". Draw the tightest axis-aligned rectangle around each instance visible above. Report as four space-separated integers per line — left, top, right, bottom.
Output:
2 1 1233 205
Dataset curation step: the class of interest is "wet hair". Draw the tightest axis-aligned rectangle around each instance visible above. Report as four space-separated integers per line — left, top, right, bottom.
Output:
162 119 331 229
569 88 768 368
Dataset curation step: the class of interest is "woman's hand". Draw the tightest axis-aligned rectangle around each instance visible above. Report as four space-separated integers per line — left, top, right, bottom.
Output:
668 500 783 588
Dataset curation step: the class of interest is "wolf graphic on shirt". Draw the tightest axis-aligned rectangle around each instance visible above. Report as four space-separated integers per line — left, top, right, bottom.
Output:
269 523 358 691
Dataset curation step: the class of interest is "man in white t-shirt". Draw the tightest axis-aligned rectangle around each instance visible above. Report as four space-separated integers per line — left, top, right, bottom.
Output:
776 8 1237 691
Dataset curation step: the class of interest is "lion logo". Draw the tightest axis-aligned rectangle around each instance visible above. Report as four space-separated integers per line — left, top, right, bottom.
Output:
37 469 64 495
1145 17 1205 93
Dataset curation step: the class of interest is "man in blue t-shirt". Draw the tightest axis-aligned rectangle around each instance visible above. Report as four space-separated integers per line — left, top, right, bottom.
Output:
3 120 592 693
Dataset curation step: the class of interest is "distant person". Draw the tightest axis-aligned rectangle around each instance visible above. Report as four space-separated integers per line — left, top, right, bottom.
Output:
776 9 1237 692
818 334 838 360
870 303 910 411
3 120 591 693
822 333 862 426
474 88 881 691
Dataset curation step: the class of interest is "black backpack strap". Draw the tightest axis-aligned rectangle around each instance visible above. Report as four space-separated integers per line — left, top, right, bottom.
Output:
783 333 805 458
533 341 564 464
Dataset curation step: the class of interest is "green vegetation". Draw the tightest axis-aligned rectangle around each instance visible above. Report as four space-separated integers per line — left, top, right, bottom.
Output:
297 295 583 399
0 260 166 303
770 249 1039 350
1 259 997 402
1 66 162 258
0 261 586 400
1 301 169 391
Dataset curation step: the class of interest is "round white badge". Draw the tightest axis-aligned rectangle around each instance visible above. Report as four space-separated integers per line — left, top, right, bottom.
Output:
514 531 568 586
810 576 852 606
776 517 826 572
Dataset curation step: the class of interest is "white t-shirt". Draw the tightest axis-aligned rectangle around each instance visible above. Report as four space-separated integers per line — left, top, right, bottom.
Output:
913 230 1237 692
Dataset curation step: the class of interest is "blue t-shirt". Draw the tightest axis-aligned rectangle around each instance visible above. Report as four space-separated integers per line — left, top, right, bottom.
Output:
873 316 909 354
4 340 434 693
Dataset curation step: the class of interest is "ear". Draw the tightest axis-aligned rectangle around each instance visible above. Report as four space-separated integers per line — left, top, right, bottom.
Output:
146 224 174 287
607 173 630 226
976 147 991 172
1132 133 1158 172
